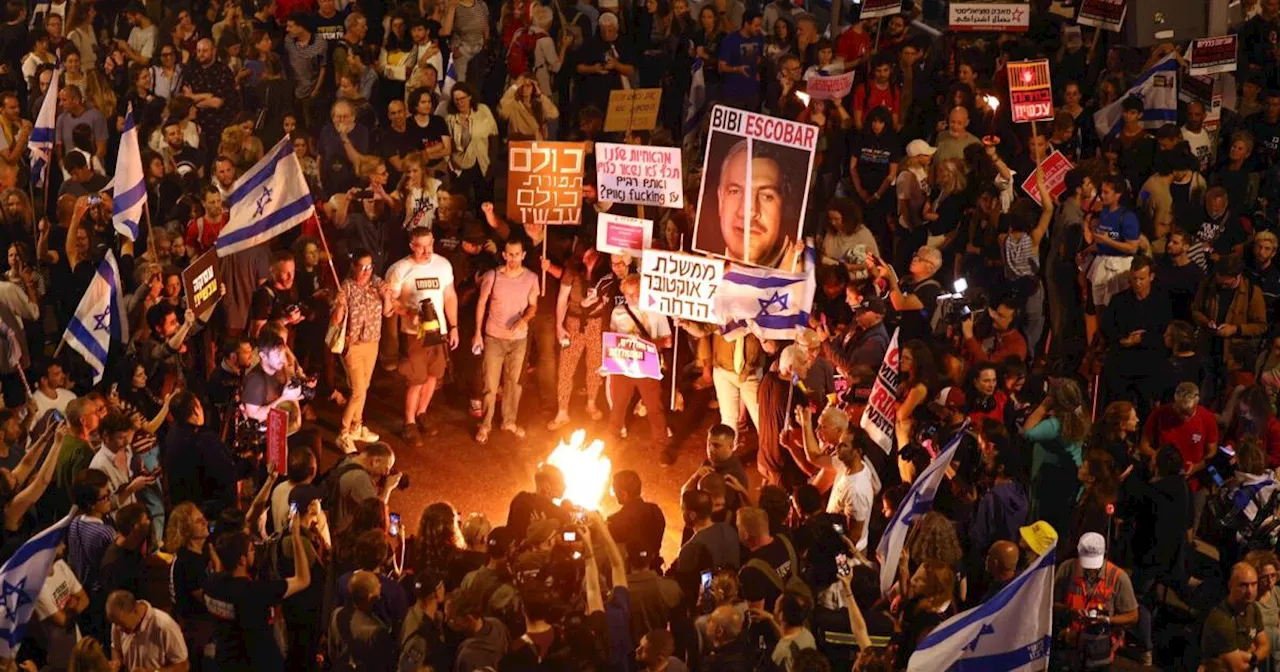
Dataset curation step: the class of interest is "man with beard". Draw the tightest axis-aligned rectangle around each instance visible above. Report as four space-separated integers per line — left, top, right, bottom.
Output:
180 38 238 153
250 251 304 340
160 120 205 178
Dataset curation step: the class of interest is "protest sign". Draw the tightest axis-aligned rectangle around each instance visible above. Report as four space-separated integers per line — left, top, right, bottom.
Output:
596 143 684 208
859 329 900 454
1076 0 1126 31
605 89 662 133
596 213 654 256
1180 73 1223 136
601 332 663 380
181 249 224 316
806 71 857 101
857 0 902 19
1189 36 1239 77
1007 60 1054 123
1020 151 1074 205
266 408 288 474
948 3 1030 31
506 141 586 225
639 249 723 322
693 105 818 268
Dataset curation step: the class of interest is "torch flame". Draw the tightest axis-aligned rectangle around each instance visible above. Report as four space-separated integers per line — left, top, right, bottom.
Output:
983 95 1001 112
545 430 612 510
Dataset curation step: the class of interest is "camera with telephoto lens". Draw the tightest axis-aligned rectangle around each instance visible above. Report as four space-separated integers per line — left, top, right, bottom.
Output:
288 376 317 401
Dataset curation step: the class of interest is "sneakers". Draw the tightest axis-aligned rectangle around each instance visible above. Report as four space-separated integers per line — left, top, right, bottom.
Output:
416 414 441 438
336 432 358 454
353 425 379 443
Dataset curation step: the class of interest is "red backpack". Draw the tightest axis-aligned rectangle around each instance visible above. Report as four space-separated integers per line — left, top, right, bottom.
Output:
506 27 542 79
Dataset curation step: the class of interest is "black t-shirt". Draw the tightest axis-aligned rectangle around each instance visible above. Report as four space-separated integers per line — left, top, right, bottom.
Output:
897 276 942 342
241 365 282 408
172 546 211 619
738 537 793 606
169 144 207 177
203 573 289 671
311 8 350 42
410 115 450 156
851 130 901 190
379 126 419 180
1248 114 1280 168
100 543 145 598
250 282 301 323
1155 257 1205 322
505 492 569 544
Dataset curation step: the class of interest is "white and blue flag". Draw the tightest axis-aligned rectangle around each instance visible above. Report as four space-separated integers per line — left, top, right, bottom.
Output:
714 245 816 341
111 103 146 241
442 59 458 95
28 68 59 190
908 548 1056 672
62 251 126 384
216 137 315 257
1093 53 1179 138
0 514 74 657
878 432 961 595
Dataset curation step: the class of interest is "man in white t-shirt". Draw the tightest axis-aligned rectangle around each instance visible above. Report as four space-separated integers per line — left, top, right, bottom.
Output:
827 428 880 553
31 361 76 419
34 556 88 670
88 412 156 509
384 226 458 445
609 273 673 462
1182 101 1215 174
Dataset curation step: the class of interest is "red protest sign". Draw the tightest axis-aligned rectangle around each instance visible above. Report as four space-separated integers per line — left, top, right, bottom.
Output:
1020 151 1075 206
1189 36 1239 77
267 408 288 475
1007 60 1054 124
858 0 902 20
1076 0 1126 32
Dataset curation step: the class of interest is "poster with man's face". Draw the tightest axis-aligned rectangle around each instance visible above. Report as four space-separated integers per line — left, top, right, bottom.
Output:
693 106 818 270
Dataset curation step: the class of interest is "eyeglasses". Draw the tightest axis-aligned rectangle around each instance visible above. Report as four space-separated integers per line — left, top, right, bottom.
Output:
357 264 373 271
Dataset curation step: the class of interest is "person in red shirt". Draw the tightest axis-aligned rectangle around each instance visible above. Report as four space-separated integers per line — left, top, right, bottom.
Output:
835 17 875 70
852 53 902 131
186 185 228 255
1139 382 1219 489
967 362 1007 428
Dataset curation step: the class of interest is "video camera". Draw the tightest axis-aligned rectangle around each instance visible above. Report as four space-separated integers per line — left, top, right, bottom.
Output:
934 278 990 329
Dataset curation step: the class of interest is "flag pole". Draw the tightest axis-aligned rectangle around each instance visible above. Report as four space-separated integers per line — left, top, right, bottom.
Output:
540 234 547 297
312 212 342 288
143 200 156 258
669 322 679 412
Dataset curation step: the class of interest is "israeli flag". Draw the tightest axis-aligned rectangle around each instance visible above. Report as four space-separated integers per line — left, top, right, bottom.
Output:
442 59 458 95
62 251 126 384
28 68 59 190
1093 53 1179 139
878 431 961 595
908 548 1056 671
682 58 707 151
111 103 146 241
0 513 73 657
216 137 315 257
715 245 816 341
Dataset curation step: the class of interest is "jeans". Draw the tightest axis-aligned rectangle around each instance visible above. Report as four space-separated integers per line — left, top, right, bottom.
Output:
712 367 761 430
340 341 378 433
481 335 528 429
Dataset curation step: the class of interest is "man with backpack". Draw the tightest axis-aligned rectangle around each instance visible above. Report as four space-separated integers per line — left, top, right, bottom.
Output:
737 506 810 612
328 570 397 672
327 442 402 533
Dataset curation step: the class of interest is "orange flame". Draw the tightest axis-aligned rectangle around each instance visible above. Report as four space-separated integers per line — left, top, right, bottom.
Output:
545 430 612 510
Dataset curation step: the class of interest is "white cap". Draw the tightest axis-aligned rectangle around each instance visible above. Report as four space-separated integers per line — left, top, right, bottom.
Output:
1078 532 1106 570
906 139 937 157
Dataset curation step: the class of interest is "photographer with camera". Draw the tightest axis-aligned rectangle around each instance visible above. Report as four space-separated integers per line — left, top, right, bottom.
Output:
328 442 404 534
1053 532 1145 669
249 250 306 340
870 247 943 342
960 296 1027 368
239 329 311 424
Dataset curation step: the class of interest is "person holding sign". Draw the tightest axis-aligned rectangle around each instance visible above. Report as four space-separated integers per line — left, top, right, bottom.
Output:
610 274 674 464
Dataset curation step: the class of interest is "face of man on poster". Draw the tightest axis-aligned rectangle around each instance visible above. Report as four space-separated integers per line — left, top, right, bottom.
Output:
717 142 786 267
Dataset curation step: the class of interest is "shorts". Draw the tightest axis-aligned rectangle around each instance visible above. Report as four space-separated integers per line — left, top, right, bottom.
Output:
399 335 448 384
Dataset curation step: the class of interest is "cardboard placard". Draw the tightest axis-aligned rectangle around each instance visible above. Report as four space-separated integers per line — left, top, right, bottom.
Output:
1180 72 1223 135
595 143 684 208
859 329 899 454
692 105 818 269
1020 151 1075 205
1007 60 1054 123
604 89 662 133
1076 0 1126 32
639 249 723 322
180 249 224 316
596 213 654 256
806 71 857 101
266 408 288 474
948 3 1030 31
601 332 662 379
857 0 903 19
1189 36 1239 77
506 141 587 225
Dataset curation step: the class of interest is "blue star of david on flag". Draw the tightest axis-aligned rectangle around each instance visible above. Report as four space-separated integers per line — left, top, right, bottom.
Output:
255 186 274 217
0 578 31 622
757 291 789 316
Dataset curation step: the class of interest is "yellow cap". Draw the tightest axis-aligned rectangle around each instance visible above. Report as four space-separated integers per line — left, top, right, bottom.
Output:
1019 520 1058 555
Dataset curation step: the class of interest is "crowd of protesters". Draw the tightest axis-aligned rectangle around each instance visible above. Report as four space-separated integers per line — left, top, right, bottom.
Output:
0 0 1271 669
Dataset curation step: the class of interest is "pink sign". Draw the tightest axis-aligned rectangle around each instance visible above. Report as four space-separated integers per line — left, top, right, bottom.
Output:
1020 151 1075 206
596 213 653 256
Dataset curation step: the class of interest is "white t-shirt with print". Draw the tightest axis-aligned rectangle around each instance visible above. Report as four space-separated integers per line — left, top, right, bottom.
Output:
385 254 456 335
827 460 880 552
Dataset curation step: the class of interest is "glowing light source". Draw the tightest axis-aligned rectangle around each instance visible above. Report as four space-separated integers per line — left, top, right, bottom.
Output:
795 91 811 106
545 430 612 510
983 95 1001 112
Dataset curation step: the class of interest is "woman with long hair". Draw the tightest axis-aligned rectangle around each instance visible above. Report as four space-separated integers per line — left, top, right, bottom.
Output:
896 339 936 482
764 17 796 64
151 43 183 101
693 6 724 99
896 559 956 668
1022 378 1091 534
163 502 215 665
410 502 471 586
801 97 852 218
923 157 968 261
65 1 97 70
445 82 499 204
499 73 559 141
821 196 878 266
1092 400 1139 472
331 248 386 453
549 248 613 429
848 106 899 250
1065 449 1120 558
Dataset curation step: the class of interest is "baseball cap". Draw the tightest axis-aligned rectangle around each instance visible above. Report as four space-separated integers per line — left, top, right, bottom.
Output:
486 525 516 558
1078 532 1106 570
855 296 887 315
525 518 561 546
930 386 966 412
1019 521 1058 556
906 139 937 157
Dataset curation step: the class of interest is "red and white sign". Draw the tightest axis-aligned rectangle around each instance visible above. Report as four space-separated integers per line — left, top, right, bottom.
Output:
1189 36 1239 77
266 408 288 475
948 3 1030 31
806 71 857 101
596 213 653 256
1076 0 1126 32
1020 151 1075 206
859 328 899 454
857 0 903 20
1180 74 1223 132
1007 60 1054 123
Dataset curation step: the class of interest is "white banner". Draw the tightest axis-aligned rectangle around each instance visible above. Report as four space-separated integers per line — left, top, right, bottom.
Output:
639 249 723 322
859 328 899 454
595 143 684 208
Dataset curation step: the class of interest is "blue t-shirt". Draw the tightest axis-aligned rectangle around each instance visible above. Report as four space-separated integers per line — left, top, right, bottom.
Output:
718 32 764 101
1095 206 1140 256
